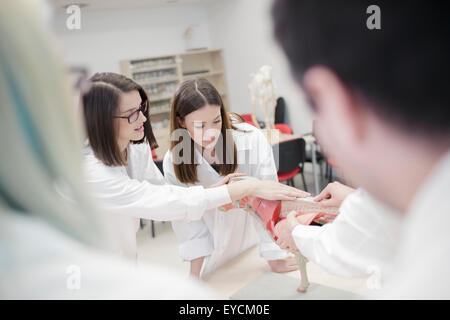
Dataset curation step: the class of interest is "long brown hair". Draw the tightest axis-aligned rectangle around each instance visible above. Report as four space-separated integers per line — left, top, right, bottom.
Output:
170 78 240 184
82 72 158 166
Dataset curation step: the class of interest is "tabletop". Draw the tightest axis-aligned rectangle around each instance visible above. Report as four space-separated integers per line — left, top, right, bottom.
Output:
203 245 372 299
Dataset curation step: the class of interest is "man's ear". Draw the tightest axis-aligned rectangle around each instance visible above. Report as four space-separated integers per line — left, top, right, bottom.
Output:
302 66 365 141
177 116 185 128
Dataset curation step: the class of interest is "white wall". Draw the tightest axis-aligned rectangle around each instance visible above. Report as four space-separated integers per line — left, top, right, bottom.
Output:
206 0 313 134
52 0 312 134
52 4 211 74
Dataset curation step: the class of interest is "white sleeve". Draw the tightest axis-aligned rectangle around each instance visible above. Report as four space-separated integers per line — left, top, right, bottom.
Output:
163 155 214 261
251 129 288 260
84 157 231 222
171 219 214 261
254 216 288 260
291 189 397 278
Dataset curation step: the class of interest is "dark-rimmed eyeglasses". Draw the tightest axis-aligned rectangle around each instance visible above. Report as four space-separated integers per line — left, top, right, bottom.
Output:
114 101 148 124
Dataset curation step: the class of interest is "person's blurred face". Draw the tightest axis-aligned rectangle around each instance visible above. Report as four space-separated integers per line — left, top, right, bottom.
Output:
179 104 222 150
115 90 147 148
302 66 382 193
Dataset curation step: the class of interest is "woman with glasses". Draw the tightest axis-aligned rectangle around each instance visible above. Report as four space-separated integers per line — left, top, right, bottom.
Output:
81 72 309 258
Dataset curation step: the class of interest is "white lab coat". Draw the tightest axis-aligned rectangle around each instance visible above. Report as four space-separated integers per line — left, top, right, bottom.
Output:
82 142 230 258
291 188 402 279
163 122 288 276
0 209 216 299
379 150 450 299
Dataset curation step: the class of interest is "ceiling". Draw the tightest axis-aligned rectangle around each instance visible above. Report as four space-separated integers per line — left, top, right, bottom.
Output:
48 0 218 12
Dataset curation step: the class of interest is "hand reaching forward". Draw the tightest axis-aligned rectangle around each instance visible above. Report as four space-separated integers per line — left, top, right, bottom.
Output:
314 181 355 208
274 211 301 254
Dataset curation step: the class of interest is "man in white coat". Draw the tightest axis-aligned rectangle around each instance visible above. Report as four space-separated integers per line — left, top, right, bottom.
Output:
277 182 402 280
272 0 450 298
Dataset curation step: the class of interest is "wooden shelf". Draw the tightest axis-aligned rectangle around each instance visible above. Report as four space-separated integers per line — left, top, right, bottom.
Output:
179 48 221 56
150 107 171 115
149 95 173 103
138 76 179 86
120 49 229 158
182 70 224 80
131 63 178 73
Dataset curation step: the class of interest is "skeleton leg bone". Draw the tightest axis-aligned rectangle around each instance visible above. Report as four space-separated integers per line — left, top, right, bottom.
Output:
295 252 310 293
228 194 320 294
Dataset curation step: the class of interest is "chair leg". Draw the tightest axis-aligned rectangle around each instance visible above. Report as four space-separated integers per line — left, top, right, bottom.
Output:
325 163 331 182
319 161 324 180
301 172 308 192
151 220 155 238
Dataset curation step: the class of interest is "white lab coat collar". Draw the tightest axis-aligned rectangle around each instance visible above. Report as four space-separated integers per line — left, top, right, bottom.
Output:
190 144 221 187
190 122 255 187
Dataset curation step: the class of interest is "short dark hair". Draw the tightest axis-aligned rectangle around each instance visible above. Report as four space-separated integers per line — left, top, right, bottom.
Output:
82 72 158 166
272 0 450 139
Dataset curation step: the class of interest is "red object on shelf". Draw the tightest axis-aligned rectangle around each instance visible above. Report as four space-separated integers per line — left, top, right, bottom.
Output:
241 113 253 122
241 113 258 127
274 123 293 134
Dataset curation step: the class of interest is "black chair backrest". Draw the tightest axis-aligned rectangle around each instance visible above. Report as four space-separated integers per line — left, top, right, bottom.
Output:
154 160 164 175
274 97 286 124
273 138 306 173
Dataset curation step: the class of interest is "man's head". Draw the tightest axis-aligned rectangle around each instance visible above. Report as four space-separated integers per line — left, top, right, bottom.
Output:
272 0 450 210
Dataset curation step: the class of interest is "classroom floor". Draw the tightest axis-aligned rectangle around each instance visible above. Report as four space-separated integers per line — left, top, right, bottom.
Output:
135 168 369 299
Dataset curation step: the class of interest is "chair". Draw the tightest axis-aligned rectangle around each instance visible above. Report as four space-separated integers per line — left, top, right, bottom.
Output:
151 149 164 175
274 98 294 133
273 138 308 191
154 159 164 175
301 133 338 190
325 158 338 183
274 97 286 124
274 123 293 134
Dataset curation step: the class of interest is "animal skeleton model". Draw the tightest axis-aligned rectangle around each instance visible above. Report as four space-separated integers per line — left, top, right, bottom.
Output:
248 65 277 134
221 181 338 293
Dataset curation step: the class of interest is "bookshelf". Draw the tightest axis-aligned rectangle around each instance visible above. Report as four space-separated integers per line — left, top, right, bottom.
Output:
120 49 228 159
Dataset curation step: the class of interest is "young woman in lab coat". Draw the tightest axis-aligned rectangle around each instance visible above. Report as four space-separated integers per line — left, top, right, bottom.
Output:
81 73 307 257
163 78 301 277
